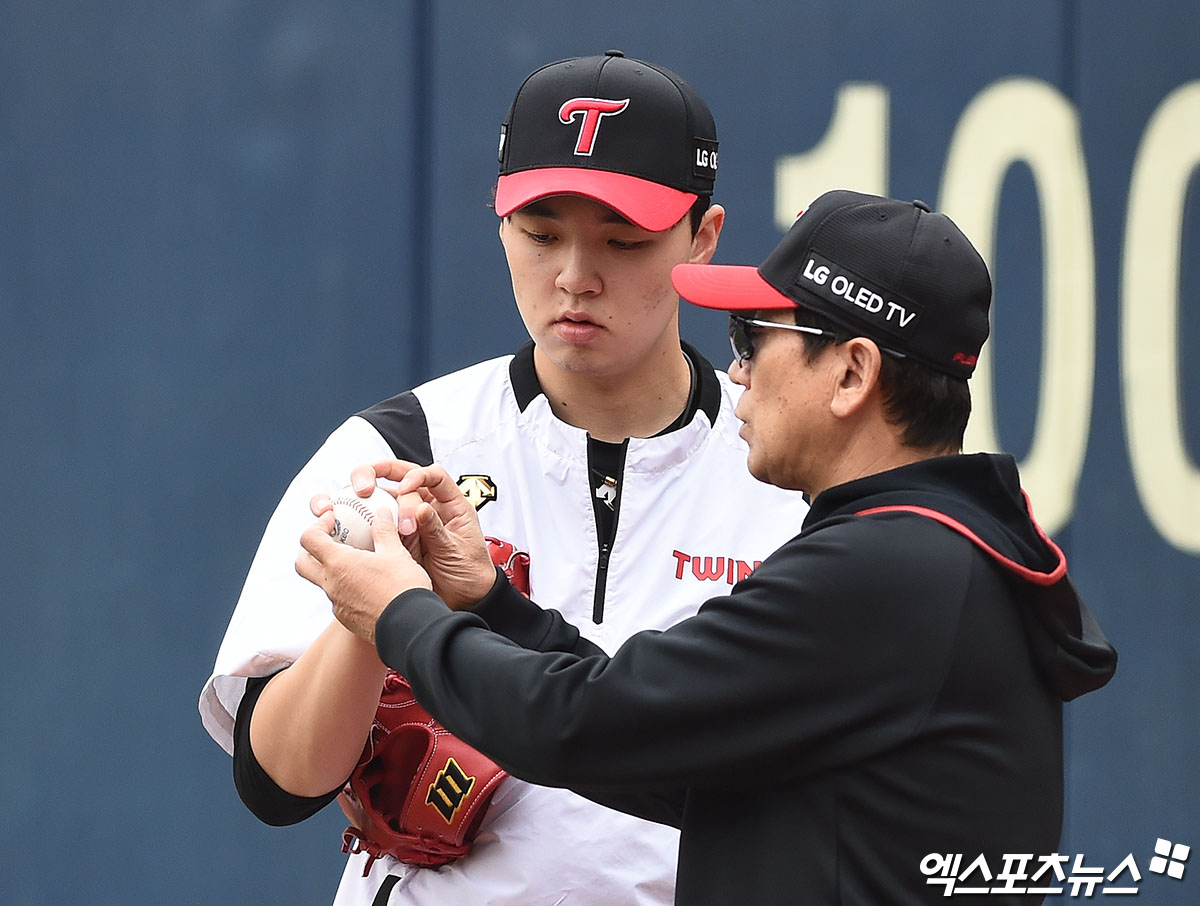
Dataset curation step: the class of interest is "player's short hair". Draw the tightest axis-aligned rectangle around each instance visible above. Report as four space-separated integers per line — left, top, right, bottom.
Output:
686 196 711 237
791 307 972 452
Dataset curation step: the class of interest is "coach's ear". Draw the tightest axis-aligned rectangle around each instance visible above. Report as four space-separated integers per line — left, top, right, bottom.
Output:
829 337 884 420
688 203 724 265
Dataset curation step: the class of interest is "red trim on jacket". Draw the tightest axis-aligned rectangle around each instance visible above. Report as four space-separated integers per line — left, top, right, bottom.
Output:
855 494 1067 587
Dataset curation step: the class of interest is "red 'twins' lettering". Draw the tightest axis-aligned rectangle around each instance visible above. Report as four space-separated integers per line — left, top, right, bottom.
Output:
672 550 761 584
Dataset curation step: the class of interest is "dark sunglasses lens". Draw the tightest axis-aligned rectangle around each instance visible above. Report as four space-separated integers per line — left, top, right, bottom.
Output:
729 317 754 362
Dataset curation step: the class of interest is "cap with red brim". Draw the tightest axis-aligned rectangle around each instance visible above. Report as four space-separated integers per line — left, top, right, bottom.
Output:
671 263 795 312
496 52 717 233
496 168 698 233
672 189 993 379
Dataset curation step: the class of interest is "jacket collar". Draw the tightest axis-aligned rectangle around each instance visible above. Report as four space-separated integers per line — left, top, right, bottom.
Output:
508 340 721 430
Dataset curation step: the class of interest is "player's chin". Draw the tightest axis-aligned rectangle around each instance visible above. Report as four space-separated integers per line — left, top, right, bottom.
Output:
540 335 620 373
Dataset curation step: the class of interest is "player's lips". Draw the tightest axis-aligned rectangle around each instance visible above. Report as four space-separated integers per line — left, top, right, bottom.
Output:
559 310 599 324
554 312 603 344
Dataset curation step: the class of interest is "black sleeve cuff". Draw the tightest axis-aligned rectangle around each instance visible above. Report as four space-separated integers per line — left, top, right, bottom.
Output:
371 568 593 672
232 673 343 826
374 586 462 671
469 569 554 644
471 566 518 616
471 570 593 654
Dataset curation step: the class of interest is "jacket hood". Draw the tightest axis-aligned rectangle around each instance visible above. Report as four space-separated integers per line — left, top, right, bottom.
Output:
809 453 1117 701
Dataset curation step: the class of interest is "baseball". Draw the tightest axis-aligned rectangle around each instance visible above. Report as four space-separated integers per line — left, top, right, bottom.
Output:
329 485 399 550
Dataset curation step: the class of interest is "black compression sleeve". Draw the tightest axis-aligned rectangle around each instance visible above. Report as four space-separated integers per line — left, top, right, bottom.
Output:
232 673 343 826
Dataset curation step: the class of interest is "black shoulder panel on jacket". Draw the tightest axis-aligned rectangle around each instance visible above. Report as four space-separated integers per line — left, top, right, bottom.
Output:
509 341 541 412
681 341 722 427
357 390 435 465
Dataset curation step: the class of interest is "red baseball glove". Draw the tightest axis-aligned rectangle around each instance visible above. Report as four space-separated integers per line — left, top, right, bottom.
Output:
339 671 509 873
338 537 530 873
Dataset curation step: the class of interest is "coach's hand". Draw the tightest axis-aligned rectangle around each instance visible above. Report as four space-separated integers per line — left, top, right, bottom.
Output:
349 460 498 610
297 509 434 647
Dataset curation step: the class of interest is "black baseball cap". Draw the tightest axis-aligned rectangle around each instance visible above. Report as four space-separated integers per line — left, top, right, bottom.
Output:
495 50 718 232
671 189 992 378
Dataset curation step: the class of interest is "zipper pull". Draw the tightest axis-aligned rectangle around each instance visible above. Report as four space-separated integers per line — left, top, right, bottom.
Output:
595 475 618 510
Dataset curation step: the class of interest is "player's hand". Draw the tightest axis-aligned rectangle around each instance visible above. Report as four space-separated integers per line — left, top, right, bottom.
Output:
355 460 498 610
296 509 434 646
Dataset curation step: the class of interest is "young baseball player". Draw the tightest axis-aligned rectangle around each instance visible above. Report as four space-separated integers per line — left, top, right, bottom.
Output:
199 51 809 906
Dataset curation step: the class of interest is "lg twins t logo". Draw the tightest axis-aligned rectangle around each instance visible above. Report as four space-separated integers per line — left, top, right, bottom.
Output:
559 97 629 155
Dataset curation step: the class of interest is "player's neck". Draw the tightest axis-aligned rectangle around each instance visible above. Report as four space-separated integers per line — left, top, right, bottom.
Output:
533 343 695 443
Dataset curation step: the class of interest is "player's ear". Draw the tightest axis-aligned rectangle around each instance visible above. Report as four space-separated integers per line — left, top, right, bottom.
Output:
688 203 724 265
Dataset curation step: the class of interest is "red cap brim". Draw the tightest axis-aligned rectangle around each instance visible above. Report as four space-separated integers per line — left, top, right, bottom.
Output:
671 263 796 311
496 168 697 232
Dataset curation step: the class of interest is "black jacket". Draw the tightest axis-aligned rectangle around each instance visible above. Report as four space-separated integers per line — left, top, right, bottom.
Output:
375 453 1117 905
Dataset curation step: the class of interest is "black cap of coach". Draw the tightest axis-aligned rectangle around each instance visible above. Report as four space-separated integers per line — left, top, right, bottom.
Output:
495 50 718 232
672 189 993 378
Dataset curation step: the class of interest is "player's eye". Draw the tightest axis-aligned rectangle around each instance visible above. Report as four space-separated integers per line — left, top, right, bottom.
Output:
524 230 554 244
608 238 648 251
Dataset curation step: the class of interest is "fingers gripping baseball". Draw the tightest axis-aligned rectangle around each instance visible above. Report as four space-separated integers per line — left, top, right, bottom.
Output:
368 462 457 511
297 509 432 646
360 462 496 609
313 460 497 609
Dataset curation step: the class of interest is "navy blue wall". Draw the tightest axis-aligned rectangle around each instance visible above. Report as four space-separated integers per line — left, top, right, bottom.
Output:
2 2 1196 903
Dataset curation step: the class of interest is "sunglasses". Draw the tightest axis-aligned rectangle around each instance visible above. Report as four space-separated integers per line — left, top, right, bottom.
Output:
727 314 909 366
727 315 839 365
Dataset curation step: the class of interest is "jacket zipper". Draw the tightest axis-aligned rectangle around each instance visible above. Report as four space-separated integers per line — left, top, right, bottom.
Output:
587 438 628 624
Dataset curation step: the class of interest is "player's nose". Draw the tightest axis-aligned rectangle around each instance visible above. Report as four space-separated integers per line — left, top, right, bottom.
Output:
554 245 602 296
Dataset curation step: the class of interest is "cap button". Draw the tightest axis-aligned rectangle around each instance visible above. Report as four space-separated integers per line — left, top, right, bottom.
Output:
605 49 625 57
912 199 931 212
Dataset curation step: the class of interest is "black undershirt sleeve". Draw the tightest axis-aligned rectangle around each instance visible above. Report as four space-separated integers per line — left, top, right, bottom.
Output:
232 672 344 826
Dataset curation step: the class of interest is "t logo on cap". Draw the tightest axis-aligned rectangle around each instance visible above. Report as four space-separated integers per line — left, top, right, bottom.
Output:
558 97 630 156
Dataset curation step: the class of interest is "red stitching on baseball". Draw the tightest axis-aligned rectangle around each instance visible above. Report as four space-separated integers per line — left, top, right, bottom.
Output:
345 497 375 522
